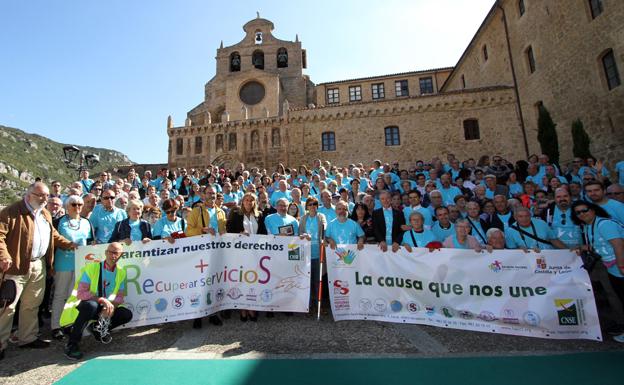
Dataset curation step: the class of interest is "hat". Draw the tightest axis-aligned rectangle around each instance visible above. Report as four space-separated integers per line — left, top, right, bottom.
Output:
331 193 341 199
484 174 496 179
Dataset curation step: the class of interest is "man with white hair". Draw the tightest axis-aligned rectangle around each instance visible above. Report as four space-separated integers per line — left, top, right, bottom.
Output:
0 182 76 359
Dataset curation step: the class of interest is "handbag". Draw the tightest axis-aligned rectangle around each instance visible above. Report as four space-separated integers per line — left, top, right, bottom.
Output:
0 271 17 315
579 249 600 273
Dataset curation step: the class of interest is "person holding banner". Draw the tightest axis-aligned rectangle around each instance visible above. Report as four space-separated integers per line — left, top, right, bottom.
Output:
442 219 482 251
431 206 455 243
504 207 566 251
264 198 299 236
372 191 405 252
61 242 132 360
401 211 436 252
570 200 624 343
325 201 365 250
465 201 488 246
108 200 152 244
486 228 507 251
226 192 267 322
152 199 185 242
185 186 227 237
299 197 327 308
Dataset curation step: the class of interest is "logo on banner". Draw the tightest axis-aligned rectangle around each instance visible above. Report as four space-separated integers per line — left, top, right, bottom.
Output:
488 260 529 272
425 306 435 316
359 298 372 311
534 256 573 275
189 293 201 308
390 300 403 312
489 260 503 272
216 288 225 302
555 299 579 325
477 311 497 322
334 248 357 266
172 296 185 309
459 310 474 320
501 308 519 324
288 244 301 261
334 280 350 310
246 288 258 302
523 311 541 326
227 288 243 300
206 291 213 305
136 300 151 315
536 256 547 269
155 298 168 312
374 298 387 312
260 289 273 302
333 280 350 295
442 307 454 318
407 302 420 313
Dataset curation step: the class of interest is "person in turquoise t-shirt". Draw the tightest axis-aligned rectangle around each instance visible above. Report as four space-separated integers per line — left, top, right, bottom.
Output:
401 211 436 252
570 200 624 343
504 207 566 251
51 195 94 339
326 201 365 248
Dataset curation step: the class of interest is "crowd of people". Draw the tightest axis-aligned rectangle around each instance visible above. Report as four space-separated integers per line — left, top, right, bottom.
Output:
1 154 623 360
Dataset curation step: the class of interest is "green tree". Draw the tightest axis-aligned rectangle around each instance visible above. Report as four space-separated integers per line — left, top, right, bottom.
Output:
571 119 592 159
537 105 560 165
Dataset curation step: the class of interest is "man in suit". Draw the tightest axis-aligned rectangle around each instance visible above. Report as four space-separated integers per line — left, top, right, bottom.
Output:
372 191 405 252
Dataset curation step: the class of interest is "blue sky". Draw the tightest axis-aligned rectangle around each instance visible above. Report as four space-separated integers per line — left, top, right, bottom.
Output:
0 0 494 164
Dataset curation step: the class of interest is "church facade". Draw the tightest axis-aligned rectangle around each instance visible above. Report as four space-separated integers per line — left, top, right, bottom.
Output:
167 0 623 170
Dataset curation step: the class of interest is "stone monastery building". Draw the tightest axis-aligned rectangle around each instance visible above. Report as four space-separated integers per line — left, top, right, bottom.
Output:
167 0 623 169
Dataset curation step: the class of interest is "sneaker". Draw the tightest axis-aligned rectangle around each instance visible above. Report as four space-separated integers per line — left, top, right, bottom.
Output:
64 344 83 360
614 333 624 343
52 329 65 340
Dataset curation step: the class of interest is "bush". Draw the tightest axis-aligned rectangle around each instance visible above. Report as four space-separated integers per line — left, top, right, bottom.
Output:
571 119 592 159
537 105 560 165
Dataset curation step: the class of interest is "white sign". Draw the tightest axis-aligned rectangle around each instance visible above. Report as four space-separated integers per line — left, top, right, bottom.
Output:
75 234 311 327
327 246 602 341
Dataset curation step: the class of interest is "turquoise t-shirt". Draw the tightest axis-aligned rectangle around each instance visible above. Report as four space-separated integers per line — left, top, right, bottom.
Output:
305 215 321 259
504 218 554 249
586 219 624 278
439 186 462 206
598 199 624 225
382 208 394 244
128 219 144 241
401 229 436 248
264 213 299 235
432 222 455 242
54 216 92 272
403 206 434 229
90 205 127 243
548 207 582 248
79 265 125 298
152 216 184 238
616 161 624 185
326 218 364 245
466 217 487 244
318 206 337 223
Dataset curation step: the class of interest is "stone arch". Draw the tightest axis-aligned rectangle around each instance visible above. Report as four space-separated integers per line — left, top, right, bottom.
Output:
252 50 264 70
277 47 288 68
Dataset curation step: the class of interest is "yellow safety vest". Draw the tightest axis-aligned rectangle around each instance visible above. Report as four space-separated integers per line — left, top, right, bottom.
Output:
60 263 126 327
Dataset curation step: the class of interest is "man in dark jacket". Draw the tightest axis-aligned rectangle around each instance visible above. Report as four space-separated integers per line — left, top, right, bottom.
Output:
372 191 405 252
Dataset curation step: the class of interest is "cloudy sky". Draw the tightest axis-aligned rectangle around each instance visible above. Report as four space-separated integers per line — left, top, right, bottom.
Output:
0 0 494 164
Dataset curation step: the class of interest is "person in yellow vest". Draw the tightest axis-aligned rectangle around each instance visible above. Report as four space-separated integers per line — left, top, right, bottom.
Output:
60 242 132 360
185 185 226 328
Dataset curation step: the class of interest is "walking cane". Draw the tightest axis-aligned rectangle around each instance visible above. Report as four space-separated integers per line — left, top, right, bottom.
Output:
316 241 325 321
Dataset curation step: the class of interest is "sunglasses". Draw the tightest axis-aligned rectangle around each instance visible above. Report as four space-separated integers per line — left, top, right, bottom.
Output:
307 202 319 207
102 196 115 200
574 208 591 215
71 203 84 208
165 209 177 214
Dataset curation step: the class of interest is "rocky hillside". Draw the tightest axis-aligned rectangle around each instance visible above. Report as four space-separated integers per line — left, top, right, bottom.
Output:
0 125 133 204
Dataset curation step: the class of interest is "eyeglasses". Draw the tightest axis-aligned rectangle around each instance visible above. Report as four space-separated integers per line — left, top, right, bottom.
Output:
574 208 591 215
307 202 319 207
31 192 49 198
71 203 84 208
165 209 177 214
102 196 115 200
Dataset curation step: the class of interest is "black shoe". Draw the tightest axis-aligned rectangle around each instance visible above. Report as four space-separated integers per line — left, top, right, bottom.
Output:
64 343 83 360
208 315 223 326
249 314 258 322
0 348 4 361
19 338 51 349
240 313 248 322
52 329 65 340
192 318 203 329
266 312 274 318
221 310 232 319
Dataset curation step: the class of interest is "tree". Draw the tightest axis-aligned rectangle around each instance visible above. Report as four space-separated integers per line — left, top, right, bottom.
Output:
537 105 560 165
571 119 592 159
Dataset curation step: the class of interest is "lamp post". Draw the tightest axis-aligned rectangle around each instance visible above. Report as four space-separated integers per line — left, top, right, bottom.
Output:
62 145 100 177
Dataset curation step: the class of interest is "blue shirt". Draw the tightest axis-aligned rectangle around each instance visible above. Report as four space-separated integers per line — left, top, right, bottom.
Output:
585 219 624 277
304 215 321 259
616 161 624 185
383 208 394 244
508 182 523 197
318 205 337 223
223 192 239 205
79 266 125 298
401 229 436 248
439 186 462 206
548 207 582 248
206 207 219 230
54 216 92 272
326 218 364 245
466 217 487 245
432 222 454 242
504 218 554 249
270 190 292 207
497 212 513 229
128 219 144 241
598 199 624 225
90 205 127 243
264 213 299 235
152 216 184 239
403 206 433 229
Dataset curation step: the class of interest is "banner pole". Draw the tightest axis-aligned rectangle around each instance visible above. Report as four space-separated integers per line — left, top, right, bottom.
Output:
317 242 325 321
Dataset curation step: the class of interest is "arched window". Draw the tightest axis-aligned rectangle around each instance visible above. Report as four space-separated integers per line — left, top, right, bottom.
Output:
251 130 260 150
277 48 288 68
321 132 336 151
195 136 202 154
229 133 237 150
252 50 264 70
271 128 281 147
176 138 183 155
230 52 241 72
255 30 263 44
463 119 480 140
216 134 223 152
384 126 400 146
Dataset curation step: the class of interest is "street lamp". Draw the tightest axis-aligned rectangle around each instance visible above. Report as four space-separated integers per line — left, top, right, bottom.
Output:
62 145 100 177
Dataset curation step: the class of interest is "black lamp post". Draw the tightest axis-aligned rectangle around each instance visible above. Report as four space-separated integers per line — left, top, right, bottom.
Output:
62 145 100 177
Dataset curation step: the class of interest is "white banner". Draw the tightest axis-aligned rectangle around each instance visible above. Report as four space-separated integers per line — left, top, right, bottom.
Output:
327 246 602 341
75 234 311 328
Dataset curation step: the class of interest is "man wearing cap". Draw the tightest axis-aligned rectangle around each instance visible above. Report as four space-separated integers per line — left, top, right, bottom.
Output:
484 174 507 199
